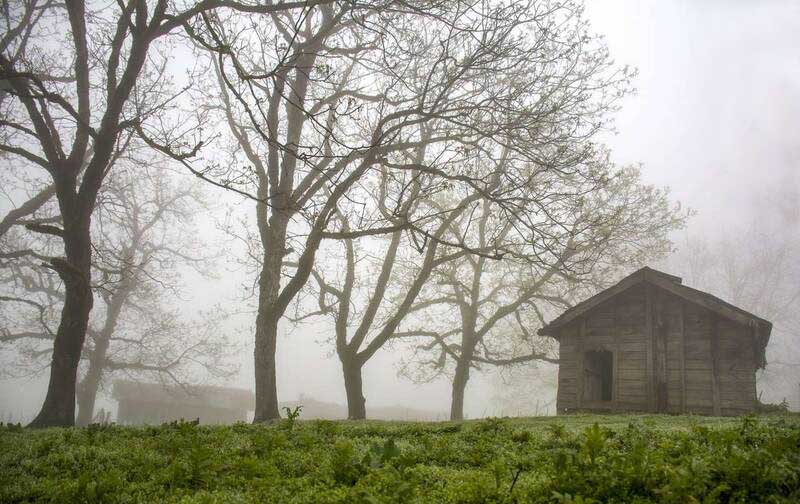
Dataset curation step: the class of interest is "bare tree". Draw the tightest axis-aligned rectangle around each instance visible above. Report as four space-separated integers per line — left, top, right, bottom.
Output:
399 166 687 420
0 0 332 426
0 160 237 425
165 0 635 421
300 154 494 419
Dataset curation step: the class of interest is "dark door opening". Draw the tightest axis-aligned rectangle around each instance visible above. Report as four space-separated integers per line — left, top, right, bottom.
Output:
584 350 613 402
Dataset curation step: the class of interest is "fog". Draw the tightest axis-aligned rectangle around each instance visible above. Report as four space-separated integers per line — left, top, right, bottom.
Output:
1 0 798 423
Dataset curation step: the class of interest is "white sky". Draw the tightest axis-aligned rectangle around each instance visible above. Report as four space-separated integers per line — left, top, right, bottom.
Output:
2 0 799 421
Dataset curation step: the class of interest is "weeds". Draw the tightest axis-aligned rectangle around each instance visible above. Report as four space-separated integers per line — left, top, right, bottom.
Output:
0 414 798 503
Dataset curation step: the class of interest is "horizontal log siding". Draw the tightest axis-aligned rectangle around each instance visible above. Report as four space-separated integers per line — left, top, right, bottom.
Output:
717 319 757 414
660 293 684 412
682 302 715 414
615 286 648 409
553 280 758 416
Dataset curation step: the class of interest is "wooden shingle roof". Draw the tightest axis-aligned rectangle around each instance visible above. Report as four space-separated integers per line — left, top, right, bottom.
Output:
538 267 772 368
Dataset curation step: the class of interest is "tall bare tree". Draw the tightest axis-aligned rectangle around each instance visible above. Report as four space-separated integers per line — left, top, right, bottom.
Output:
301 150 498 419
0 0 330 426
170 0 634 421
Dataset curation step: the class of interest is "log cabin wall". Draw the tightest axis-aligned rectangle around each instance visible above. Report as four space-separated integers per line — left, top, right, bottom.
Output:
658 292 685 414
555 281 758 415
716 319 758 414
615 284 648 411
682 301 716 415
557 283 650 413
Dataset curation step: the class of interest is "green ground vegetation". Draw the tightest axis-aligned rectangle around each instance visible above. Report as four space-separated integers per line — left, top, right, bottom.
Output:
1 413 799 503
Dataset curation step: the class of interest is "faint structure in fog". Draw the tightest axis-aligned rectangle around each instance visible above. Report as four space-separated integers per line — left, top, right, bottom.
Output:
112 381 253 425
540 267 772 416
279 395 448 422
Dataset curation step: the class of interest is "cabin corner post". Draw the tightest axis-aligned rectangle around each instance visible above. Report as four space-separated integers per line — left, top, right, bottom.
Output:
654 290 668 413
710 317 722 416
576 318 587 410
679 301 687 414
645 284 656 412
612 299 620 412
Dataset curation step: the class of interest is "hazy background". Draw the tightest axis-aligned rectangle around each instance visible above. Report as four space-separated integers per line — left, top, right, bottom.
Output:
2 0 798 421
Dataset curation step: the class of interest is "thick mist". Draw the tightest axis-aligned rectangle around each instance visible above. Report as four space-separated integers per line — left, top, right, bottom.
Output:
1 0 798 423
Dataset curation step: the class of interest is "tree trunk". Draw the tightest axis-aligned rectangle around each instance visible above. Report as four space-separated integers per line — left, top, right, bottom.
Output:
450 356 471 421
75 334 110 426
75 362 102 427
341 355 366 420
252 233 284 422
253 308 281 422
29 220 93 428
252 201 291 422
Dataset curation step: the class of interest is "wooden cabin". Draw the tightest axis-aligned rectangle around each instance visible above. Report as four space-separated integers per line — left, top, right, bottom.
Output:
112 380 254 425
539 267 772 416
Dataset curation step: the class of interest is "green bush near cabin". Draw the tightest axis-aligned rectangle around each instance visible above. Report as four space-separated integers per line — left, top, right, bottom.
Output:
1 414 799 503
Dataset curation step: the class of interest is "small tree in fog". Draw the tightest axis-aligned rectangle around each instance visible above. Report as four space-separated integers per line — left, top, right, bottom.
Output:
0 162 237 425
398 165 686 420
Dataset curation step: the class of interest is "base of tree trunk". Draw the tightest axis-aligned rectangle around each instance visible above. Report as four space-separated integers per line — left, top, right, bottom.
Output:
28 401 74 428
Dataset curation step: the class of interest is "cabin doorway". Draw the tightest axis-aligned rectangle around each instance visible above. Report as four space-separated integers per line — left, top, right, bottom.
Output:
583 350 613 402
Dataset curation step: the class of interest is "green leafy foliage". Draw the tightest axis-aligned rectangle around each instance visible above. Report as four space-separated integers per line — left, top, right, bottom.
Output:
282 406 302 433
1 414 798 503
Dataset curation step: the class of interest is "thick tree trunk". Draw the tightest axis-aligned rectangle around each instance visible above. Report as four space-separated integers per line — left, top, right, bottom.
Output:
252 237 284 422
450 357 471 421
29 222 93 428
75 335 110 426
252 204 290 422
75 362 102 427
253 308 281 422
341 355 366 420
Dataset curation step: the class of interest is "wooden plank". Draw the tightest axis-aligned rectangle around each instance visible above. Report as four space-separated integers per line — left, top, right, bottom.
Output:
619 350 647 362
576 318 586 409
717 369 758 381
618 382 647 396
685 360 713 371
685 368 712 382
619 332 645 343
613 298 620 411
618 367 647 381
685 392 713 405
711 316 722 416
666 359 682 372
645 283 655 412
655 289 668 413
720 390 758 402
619 361 647 372
617 341 646 352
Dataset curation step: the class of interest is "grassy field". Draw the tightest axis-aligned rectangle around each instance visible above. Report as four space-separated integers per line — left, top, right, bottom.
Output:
1 413 799 503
